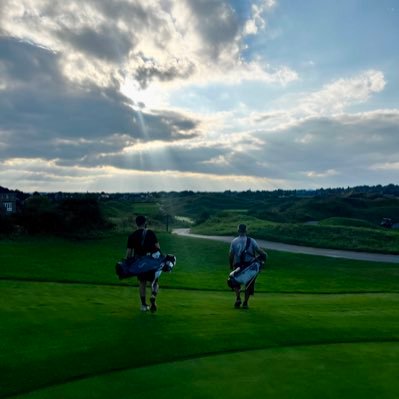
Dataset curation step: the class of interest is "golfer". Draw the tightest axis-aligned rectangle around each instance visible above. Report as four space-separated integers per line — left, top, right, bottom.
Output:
126 215 160 312
229 224 267 309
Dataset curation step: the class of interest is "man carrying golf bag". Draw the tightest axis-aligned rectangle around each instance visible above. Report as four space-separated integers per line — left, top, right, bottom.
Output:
125 215 161 312
228 224 267 309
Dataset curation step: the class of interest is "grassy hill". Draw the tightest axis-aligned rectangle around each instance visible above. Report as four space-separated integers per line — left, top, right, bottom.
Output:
158 191 399 226
191 213 399 254
100 200 166 232
319 217 377 228
94 192 399 254
1 233 399 398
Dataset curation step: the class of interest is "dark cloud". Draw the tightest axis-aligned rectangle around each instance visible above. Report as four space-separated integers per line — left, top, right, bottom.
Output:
89 0 160 29
0 37 62 87
38 0 160 29
0 37 200 163
57 24 135 63
185 0 241 60
133 58 196 89
88 0 178 52
0 0 244 91
0 4 5 28
68 139 278 178
129 109 200 141
79 144 225 172
247 114 399 183
85 112 399 182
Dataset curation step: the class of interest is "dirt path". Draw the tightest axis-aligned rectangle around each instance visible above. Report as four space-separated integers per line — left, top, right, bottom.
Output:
173 228 399 264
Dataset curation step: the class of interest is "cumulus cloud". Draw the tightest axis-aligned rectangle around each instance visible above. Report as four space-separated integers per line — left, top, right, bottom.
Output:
0 0 296 168
57 24 134 64
184 0 241 60
46 109 397 187
300 70 386 116
244 0 276 35
1 109 398 190
248 110 399 185
370 162 399 171
0 0 296 89
0 157 286 192
0 0 297 150
0 37 200 163
251 70 387 131
133 57 196 90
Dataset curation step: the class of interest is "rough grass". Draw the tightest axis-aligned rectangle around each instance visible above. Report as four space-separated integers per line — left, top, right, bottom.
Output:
319 217 378 229
192 213 399 254
100 201 165 232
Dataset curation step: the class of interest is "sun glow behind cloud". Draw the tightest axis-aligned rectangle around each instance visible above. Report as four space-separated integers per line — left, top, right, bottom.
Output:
121 81 169 110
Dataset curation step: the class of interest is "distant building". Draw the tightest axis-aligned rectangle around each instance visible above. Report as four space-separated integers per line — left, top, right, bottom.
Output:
0 192 17 214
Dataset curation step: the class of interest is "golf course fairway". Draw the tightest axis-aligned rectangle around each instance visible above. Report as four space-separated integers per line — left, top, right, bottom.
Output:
1 233 398 398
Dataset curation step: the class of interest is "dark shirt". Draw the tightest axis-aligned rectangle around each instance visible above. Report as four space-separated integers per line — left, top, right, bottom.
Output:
127 228 158 257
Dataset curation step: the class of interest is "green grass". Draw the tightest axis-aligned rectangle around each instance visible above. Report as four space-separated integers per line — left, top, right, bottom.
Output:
100 201 165 232
101 201 160 219
1 233 399 293
319 217 377 229
11 343 399 399
1 234 399 398
157 191 399 225
192 213 399 254
2 283 399 398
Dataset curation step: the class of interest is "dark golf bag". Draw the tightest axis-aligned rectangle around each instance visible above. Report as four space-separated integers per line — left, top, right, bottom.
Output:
115 252 176 280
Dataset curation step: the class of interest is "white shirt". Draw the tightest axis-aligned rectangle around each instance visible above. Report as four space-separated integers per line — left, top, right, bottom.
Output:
229 235 260 265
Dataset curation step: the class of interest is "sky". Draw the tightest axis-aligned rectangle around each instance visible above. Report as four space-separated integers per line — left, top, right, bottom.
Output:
0 0 398 192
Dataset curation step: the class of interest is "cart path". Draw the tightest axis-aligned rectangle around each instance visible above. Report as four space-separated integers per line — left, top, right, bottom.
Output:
173 228 399 264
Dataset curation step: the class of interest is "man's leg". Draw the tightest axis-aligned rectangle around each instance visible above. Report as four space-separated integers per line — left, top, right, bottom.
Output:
234 286 242 308
139 280 149 311
242 277 256 309
150 278 159 313
242 278 256 309
242 290 251 309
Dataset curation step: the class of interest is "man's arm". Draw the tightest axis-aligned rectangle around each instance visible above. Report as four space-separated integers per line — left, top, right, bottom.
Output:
252 239 267 261
126 248 133 259
148 230 161 252
256 246 267 261
229 251 235 270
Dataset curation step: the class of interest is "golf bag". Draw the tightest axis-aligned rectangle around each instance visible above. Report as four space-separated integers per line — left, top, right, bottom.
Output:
227 255 266 290
115 252 176 280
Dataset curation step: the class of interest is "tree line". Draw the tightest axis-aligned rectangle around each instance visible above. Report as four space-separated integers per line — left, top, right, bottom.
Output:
0 192 112 236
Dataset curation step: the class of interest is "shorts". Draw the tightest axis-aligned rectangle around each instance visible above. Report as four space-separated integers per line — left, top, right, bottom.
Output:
137 270 156 283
